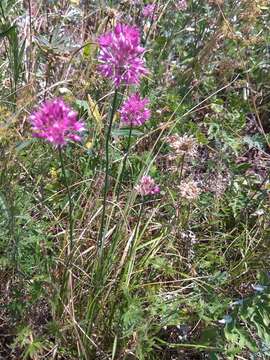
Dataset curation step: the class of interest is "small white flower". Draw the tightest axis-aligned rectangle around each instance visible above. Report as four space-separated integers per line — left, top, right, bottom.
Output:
230 299 244 307
218 315 233 324
251 209 265 217
252 284 266 292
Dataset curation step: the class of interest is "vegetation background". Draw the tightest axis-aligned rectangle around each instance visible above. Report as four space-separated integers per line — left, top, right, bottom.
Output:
0 0 270 359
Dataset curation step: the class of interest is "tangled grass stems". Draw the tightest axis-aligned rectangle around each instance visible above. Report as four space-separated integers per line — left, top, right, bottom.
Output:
1 2 270 359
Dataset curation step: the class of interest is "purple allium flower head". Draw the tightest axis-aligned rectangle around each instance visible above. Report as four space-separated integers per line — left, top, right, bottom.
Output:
176 0 188 10
97 23 148 87
119 93 151 126
135 175 160 196
142 4 157 19
30 98 85 147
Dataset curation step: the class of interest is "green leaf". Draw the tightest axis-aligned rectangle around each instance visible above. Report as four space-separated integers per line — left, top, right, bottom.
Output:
0 24 15 38
16 139 37 152
209 352 219 360
112 128 144 138
235 327 258 352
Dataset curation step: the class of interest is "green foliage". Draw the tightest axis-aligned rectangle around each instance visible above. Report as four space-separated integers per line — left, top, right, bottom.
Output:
0 0 24 98
0 0 270 359
14 326 47 360
223 279 270 358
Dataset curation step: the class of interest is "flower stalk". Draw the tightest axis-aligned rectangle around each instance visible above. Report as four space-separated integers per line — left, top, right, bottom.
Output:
98 89 118 251
116 125 133 200
58 147 74 250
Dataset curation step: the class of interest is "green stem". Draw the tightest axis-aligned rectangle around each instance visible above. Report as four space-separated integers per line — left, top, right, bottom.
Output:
0 2 7 20
116 125 133 200
108 196 145 327
178 154 185 184
176 154 185 231
134 197 145 239
98 89 118 251
58 147 73 249
184 202 191 229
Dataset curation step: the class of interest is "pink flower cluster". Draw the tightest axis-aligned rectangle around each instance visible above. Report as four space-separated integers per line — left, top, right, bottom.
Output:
119 93 151 126
176 0 188 10
142 4 157 19
30 99 84 147
97 23 148 87
135 175 160 196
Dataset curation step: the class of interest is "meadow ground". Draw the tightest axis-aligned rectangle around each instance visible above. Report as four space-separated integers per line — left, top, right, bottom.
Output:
0 1 270 359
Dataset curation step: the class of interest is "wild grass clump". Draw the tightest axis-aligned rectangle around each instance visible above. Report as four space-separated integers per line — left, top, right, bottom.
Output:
0 1 270 359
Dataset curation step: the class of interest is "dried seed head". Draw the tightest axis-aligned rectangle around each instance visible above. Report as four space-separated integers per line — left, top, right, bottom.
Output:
179 180 201 200
167 134 198 158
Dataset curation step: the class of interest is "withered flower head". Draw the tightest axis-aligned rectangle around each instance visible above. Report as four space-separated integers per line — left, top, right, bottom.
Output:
167 134 198 158
179 179 201 200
